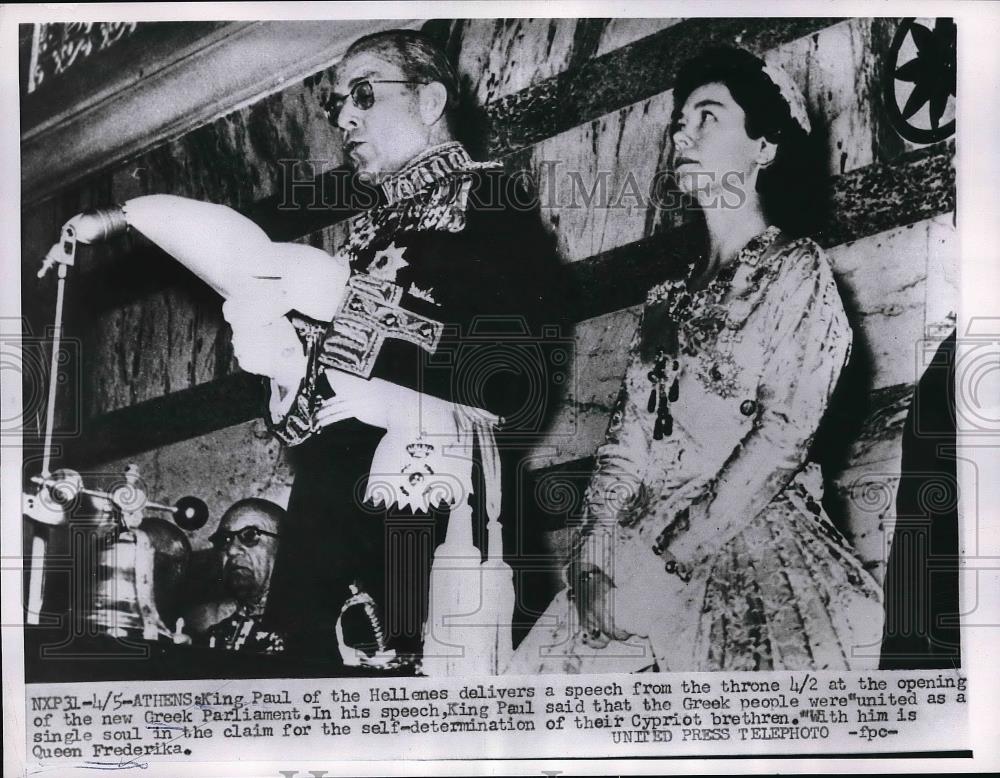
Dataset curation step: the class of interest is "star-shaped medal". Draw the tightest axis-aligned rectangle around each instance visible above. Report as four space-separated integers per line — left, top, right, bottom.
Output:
367 241 410 283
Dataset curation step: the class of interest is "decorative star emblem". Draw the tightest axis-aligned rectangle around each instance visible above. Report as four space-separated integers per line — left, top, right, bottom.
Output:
367 241 409 283
885 18 956 144
895 18 955 130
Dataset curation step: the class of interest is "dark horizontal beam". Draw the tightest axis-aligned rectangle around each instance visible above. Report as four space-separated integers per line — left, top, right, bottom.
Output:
484 16 842 158
62 372 265 467
246 163 371 241
817 140 956 248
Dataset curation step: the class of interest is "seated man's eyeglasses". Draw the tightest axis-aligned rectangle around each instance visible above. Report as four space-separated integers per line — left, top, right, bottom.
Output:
324 79 428 123
209 525 280 551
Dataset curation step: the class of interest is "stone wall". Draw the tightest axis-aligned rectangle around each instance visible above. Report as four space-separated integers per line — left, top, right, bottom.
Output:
22 17 956 600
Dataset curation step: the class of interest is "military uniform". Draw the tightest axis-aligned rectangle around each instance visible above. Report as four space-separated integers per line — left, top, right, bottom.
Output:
263 142 562 665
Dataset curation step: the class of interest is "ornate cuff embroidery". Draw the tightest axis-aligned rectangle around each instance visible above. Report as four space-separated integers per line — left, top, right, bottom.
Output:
267 377 315 447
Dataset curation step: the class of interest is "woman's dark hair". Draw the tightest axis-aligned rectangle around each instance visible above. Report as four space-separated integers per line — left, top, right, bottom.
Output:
671 46 825 236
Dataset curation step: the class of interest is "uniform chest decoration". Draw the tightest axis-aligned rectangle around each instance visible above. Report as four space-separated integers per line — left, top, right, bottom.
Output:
367 241 410 283
207 611 285 653
315 143 499 379
318 270 444 378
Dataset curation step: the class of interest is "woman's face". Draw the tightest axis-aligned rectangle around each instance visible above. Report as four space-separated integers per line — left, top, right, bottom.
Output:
671 81 771 205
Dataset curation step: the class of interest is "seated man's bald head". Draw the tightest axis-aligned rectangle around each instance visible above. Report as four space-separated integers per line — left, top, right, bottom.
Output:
220 497 286 533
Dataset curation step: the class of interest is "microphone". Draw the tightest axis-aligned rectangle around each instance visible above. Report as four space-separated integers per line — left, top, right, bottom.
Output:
66 206 129 244
37 206 128 279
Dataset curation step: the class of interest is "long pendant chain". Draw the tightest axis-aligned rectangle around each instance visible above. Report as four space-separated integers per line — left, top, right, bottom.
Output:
643 256 737 441
647 347 681 440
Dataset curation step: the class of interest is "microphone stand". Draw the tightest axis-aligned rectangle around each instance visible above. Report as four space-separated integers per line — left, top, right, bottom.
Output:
26 225 78 624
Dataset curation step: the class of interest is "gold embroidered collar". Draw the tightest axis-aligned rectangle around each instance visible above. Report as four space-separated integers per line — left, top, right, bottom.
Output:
378 142 500 206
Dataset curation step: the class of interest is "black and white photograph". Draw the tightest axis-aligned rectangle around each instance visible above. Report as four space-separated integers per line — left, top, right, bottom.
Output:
3 3 997 775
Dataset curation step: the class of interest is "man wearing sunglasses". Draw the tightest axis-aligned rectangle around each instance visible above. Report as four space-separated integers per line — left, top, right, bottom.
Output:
248 29 564 672
201 499 287 653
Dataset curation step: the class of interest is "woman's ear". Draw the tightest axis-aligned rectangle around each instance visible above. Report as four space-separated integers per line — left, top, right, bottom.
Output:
756 138 778 168
418 81 449 127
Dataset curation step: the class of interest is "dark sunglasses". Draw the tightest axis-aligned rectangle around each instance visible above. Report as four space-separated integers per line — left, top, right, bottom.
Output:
323 79 427 123
209 525 280 551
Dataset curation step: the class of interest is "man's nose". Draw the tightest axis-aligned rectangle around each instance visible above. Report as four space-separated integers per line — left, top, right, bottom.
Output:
336 100 360 132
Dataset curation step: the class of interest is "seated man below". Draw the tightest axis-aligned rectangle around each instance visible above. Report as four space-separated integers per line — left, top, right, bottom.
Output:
201 498 287 653
189 497 389 667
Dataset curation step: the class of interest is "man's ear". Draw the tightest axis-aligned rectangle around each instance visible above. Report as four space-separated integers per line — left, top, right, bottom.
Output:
756 138 778 168
418 81 449 127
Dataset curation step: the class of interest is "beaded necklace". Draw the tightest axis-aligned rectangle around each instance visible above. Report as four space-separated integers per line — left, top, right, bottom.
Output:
643 226 782 441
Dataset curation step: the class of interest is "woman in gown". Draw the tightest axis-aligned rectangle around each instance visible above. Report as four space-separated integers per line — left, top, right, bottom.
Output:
508 47 883 674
